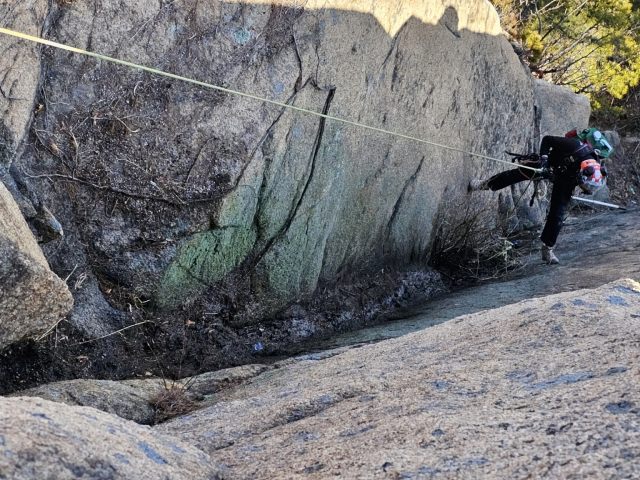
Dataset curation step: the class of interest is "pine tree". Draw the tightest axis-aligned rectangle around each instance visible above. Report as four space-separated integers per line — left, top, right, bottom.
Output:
492 0 640 108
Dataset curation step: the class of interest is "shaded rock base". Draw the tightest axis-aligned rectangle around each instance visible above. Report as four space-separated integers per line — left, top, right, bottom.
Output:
0 265 444 395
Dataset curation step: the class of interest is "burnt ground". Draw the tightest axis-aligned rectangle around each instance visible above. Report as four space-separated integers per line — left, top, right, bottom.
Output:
0 264 445 395
2 203 637 396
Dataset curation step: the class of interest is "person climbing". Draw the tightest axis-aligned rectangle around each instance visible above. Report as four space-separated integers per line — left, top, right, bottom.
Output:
468 129 610 265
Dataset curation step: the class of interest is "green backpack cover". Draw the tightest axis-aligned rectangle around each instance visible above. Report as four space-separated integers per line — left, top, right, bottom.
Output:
576 128 614 158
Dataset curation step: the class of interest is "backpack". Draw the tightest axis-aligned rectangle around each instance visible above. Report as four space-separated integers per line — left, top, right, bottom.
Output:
574 128 614 158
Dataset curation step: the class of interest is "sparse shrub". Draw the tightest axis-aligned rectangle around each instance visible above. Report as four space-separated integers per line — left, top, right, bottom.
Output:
490 0 640 108
429 188 527 282
149 383 198 423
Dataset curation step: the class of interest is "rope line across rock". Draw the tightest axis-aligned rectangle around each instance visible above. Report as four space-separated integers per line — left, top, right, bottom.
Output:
0 27 542 173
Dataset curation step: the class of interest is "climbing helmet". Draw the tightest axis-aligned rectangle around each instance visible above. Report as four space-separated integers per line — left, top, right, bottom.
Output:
580 159 604 189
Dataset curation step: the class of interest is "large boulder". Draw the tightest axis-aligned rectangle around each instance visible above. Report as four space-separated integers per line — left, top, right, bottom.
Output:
0 181 73 350
11 0 543 330
12 378 163 425
0 396 219 479
534 78 591 137
157 279 640 478
0 1 73 350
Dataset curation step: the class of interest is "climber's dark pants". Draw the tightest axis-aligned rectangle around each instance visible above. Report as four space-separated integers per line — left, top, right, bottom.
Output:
487 168 577 248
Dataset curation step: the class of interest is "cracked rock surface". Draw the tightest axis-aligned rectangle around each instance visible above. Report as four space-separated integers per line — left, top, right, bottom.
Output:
7 0 541 331
0 0 591 385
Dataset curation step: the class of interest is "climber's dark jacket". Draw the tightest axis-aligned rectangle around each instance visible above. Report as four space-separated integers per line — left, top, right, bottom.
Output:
487 136 595 248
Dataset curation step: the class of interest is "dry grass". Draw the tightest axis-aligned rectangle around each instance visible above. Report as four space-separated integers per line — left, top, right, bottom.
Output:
149 384 199 424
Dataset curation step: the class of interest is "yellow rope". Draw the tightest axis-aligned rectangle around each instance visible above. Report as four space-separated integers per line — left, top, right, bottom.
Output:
0 27 542 173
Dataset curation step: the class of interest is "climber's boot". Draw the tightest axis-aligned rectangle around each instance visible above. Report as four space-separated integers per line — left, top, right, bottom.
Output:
541 244 559 265
468 179 490 192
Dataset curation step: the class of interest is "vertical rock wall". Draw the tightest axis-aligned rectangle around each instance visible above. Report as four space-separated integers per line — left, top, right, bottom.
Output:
0 0 47 168
5 0 540 330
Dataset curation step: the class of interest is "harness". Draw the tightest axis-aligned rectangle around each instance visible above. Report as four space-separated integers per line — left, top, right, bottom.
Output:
507 144 593 207
553 143 594 173
505 140 601 207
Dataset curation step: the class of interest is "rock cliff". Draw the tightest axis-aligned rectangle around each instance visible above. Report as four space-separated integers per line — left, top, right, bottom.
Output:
3 2 640 478
2 0 545 333
0 0 593 385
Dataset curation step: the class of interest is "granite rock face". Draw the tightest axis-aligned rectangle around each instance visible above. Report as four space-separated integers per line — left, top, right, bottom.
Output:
4 0 548 330
12 378 163 425
534 78 591 138
158 278 640 478
0 1 74 350
0 181 73 350
0 396 219 479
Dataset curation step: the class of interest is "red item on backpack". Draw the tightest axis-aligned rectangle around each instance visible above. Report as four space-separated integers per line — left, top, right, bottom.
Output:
565 129 578 138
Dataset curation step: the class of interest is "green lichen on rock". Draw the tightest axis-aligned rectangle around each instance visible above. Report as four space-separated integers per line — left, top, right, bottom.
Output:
155 159 264 308
156 226 257 308
259 224 324 309
156 86 337 310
